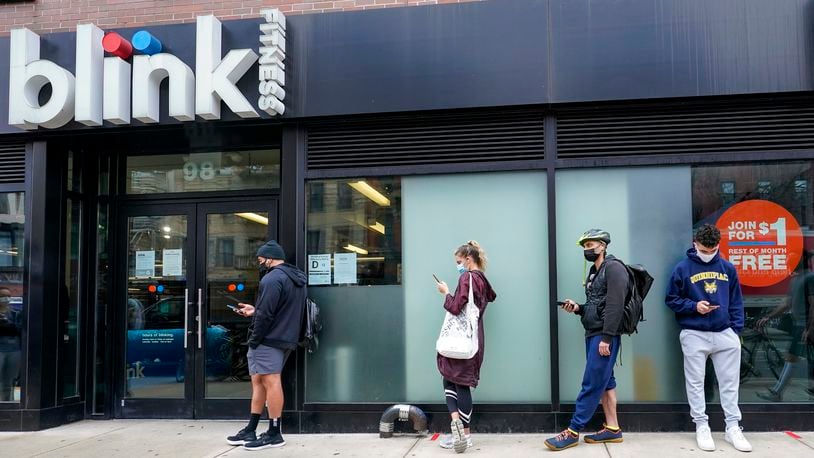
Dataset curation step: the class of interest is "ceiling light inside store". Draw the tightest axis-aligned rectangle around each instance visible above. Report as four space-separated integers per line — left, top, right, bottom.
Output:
162 226 171 232
344 244 369 255
348 181 390 206
163 234 171 239
369 222 385 234
235 212 269 225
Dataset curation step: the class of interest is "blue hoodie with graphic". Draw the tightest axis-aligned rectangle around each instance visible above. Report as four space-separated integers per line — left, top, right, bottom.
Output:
665 247 745 334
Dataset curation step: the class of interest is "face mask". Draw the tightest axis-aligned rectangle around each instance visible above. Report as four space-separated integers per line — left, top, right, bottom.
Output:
583 248 600 262
697 250 718 263
456 263 466 274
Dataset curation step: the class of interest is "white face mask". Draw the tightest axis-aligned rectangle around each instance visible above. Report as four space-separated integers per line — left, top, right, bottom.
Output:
695 244 718 263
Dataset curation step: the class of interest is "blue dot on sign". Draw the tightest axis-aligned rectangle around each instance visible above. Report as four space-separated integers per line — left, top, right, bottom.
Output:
157 285 165 293
132 30 162 55
237 283 245 291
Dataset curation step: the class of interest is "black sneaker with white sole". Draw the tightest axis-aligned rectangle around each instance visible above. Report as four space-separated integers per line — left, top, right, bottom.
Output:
244 432 286 450
226 427 257 446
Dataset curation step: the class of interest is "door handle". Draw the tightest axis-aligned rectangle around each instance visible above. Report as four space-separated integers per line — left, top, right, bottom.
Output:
197 288 203 349
183 288 189 349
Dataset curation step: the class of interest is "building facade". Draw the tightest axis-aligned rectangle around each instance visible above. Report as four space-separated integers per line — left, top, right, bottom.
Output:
1 0 814 432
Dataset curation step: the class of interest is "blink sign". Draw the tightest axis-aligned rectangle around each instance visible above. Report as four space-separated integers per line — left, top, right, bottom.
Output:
8 10 286 130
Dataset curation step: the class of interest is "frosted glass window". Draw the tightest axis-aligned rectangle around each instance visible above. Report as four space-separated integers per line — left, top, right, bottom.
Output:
402 171 550 402
556 166 691 402
305 171 550 403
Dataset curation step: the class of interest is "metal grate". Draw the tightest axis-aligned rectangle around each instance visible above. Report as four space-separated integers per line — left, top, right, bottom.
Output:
307 110 544 169
0 141 26 184
557 100 814 159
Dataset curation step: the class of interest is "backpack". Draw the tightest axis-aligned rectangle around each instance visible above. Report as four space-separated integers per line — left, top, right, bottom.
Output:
612 259 654 335
299 297 323 353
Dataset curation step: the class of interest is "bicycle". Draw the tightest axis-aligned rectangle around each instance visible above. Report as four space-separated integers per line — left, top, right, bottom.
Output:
740 315 786 384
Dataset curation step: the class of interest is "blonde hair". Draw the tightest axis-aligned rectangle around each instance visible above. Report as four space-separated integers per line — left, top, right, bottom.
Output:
455 240 488 271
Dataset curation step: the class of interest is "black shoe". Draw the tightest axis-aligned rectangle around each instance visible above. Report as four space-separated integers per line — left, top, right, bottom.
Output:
756 389 782 402
244 431 285 450
806 387 814 397
226 427 257 446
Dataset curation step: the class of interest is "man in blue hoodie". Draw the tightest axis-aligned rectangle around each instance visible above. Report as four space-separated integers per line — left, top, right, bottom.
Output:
225 240 307 451
666 224 751 453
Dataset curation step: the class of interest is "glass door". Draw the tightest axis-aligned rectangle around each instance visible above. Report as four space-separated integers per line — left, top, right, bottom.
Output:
117 200 278 418
194 201 277 417
119 204 196 418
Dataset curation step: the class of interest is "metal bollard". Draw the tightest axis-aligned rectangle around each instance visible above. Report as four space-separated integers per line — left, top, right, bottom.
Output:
379 404 429 438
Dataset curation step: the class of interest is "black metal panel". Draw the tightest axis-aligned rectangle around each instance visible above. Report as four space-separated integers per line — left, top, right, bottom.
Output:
557 97 814 159
307 110 544 169
295 1 548 117
0 141 25 184
549 0 814 103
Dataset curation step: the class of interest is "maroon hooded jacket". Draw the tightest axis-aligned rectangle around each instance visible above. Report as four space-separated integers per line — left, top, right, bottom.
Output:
436 270 497 387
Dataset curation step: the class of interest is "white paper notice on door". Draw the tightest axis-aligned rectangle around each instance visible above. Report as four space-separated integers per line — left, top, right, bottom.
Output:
163 249 183 277
135 251 156 277
308 254 331 285
333 253 357 284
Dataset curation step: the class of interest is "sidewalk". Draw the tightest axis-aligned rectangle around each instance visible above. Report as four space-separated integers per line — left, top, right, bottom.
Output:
0 420 812 457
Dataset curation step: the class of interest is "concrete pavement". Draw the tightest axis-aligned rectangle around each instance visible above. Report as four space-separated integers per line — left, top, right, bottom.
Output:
0 420 812 457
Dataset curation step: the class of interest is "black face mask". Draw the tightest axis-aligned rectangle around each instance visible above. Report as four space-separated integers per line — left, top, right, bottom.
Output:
583 248 601 262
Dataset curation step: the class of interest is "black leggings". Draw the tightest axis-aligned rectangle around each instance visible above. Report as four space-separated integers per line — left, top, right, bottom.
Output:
443 379 473 428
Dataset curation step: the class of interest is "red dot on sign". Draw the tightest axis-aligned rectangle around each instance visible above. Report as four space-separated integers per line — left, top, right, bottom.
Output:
148 285 157 293
102 32 133 59
228 284 236 292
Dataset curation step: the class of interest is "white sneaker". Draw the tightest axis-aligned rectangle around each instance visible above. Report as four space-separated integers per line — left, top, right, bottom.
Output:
696 425 716 451
725 426 753 452
439 434 473 450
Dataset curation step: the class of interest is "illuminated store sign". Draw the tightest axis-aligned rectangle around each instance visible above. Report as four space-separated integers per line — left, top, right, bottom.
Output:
7 10 286 130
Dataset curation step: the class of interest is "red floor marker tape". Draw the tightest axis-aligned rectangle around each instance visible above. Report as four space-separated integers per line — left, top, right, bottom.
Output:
785 431 802 440
430 433 440 441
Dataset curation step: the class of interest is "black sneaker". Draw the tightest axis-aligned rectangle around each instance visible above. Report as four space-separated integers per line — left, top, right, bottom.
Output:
226 427 257 446
244 431 285 450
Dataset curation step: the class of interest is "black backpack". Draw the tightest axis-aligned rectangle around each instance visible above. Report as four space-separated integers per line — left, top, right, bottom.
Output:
612 259 654 335
299 297 323 353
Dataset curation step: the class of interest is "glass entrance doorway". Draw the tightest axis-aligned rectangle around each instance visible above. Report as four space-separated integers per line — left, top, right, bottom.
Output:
117 200 277 418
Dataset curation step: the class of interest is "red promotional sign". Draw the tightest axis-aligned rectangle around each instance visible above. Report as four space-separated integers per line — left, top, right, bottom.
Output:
716 200 804 287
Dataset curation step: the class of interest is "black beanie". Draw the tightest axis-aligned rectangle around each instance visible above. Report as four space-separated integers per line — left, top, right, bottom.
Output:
256 240 286 260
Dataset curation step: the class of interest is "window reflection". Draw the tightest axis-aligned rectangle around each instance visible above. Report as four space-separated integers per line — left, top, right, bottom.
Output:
0 192 24 403
126 150 280 194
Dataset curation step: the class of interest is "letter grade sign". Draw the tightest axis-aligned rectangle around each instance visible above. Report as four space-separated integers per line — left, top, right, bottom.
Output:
7 10 286 130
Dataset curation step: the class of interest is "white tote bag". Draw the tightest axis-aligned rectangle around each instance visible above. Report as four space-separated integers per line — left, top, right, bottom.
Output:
435 273 480 359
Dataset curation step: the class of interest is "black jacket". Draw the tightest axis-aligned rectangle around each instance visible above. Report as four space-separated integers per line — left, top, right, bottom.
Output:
249 263 307 350
577 255 628 343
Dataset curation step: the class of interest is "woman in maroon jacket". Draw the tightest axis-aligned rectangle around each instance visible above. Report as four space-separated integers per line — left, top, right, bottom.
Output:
436 240 497 453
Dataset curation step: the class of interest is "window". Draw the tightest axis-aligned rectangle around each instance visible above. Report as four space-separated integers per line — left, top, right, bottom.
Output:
305 172 550 403
126 150 280 194
556 167 691 402
694 161 814 403
0 192 24 403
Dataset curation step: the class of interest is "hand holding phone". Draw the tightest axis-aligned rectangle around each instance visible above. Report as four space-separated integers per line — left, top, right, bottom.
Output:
226 304 238 312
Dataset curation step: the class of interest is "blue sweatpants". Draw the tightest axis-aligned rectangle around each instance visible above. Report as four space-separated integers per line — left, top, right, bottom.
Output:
569 334 621 432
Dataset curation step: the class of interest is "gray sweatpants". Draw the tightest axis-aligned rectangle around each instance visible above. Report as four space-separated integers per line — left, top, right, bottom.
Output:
679 328 742 429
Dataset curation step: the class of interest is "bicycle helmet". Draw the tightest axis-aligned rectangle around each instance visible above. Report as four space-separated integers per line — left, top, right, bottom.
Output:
576 228 611 247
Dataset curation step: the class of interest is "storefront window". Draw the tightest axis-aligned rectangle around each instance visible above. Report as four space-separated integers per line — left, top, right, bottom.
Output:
0 192 24 403
126 150 280 194
556 166 691 402
693 161 814 404
305 172 550 403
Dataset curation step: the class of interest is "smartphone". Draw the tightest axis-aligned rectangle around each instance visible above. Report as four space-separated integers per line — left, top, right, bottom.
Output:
556 301 567 306
226 304 238 312
432 273 441 284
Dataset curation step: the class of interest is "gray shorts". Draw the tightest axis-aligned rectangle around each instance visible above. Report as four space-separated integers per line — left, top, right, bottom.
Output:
247 345 290 375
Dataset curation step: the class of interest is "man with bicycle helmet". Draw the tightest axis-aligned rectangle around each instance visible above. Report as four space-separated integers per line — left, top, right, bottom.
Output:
666 224 751 452
545 229 628 451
